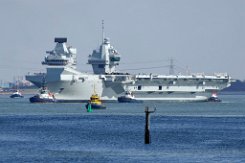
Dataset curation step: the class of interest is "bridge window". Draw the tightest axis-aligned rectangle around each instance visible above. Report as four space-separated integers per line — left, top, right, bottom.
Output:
138 85 142 90
159 85 162 90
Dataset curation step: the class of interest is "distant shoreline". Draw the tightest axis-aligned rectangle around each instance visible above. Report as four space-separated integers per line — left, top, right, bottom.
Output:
0 88 37 95
1 89 245 96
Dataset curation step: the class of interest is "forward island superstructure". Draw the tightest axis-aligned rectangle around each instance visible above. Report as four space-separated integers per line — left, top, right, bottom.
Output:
26 31 231 102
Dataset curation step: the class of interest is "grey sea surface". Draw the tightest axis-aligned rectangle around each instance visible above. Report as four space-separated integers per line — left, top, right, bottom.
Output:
0 93 245 162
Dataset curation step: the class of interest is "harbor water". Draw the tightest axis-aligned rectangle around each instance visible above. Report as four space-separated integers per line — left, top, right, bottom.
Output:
0 93 245 162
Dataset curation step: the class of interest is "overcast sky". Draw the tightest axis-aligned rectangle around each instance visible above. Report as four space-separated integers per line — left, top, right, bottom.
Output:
0 0 244 81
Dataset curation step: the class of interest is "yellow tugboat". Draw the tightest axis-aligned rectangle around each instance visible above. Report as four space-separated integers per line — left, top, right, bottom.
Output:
86 90 106 110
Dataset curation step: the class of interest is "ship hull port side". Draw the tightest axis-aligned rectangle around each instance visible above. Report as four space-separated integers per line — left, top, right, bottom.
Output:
26 70 231 102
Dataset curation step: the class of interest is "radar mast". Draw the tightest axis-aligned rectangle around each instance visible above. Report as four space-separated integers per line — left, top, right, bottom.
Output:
102 20 105 44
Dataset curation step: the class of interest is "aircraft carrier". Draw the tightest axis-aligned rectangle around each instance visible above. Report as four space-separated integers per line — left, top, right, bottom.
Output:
26 30 231 102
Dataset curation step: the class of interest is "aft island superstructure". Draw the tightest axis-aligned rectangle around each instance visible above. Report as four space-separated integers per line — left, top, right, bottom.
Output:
26 35 231 102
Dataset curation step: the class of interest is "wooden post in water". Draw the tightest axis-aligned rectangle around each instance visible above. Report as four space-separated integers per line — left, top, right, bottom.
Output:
145 106 156 144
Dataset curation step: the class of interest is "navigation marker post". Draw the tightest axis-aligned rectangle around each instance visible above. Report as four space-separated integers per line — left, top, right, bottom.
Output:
87 103 92 112
145 106 156 144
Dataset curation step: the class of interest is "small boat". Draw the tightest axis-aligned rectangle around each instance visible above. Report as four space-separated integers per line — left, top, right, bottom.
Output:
29 87 56 103
118 91 141 103
10 90 24 98
86 93 106 110
207 92 221 102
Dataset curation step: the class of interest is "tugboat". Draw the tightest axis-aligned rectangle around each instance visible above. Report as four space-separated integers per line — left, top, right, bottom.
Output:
118 91 141 103
10 90 24 98
29 87 56 103
86 93 106 110
207 92 222 102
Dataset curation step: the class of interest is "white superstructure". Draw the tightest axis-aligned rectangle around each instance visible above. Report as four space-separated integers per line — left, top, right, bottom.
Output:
42 38 77 69
26 31 231 102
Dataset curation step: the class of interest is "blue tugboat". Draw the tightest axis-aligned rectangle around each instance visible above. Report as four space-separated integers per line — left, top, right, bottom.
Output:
10 90 24 98
118 91 142 103
29 87 56 103
207 92 221 102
